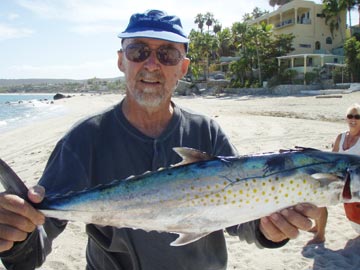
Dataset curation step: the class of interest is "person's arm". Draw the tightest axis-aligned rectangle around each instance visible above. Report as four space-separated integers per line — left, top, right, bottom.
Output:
332 134 341 152
0 187 67 269
227 220 289 248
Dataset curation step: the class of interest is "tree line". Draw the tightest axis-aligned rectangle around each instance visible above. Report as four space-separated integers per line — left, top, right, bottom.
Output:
187 1 360 87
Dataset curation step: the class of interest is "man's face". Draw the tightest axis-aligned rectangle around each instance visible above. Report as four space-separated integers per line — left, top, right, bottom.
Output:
118 38 190 108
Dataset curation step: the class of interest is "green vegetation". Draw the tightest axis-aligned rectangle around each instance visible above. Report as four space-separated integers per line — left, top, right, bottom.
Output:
187 9 295 87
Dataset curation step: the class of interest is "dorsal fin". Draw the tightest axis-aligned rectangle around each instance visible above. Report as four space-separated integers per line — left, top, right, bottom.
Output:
172 147 213 166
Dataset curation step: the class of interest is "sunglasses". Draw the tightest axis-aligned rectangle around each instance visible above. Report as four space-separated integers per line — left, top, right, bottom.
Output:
347 114 360 120
122 43 184 66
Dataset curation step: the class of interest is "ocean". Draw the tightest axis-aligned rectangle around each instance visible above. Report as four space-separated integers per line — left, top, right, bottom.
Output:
0 94 66 133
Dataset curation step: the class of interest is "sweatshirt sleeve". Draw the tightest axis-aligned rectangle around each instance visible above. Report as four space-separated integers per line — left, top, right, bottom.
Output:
0 219 66 269
226 220 289 249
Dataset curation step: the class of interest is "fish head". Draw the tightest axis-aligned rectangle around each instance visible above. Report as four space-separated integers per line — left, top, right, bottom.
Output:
342 166 360 202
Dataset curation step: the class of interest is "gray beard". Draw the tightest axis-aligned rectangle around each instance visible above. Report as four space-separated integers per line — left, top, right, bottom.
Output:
133 87 165 108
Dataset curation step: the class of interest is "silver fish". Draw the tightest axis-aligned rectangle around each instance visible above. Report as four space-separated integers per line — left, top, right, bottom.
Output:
1 147 360 246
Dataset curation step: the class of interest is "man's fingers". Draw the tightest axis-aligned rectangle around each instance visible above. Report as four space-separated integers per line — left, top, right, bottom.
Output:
0 194 44 226
0 239 14 252
294 203 321 220
0 211 37 233
28 185 45 204
280 208 313 231
269 212 300 239
0 224 28 242
260 216 288 242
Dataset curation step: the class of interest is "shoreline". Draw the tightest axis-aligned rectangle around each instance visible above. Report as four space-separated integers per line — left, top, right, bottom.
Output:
0 92 360 269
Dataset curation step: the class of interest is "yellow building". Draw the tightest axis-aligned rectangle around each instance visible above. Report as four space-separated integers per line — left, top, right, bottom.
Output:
249 0 346 77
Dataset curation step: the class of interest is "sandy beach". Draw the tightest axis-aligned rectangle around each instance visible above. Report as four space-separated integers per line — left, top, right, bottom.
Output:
0 91 360 270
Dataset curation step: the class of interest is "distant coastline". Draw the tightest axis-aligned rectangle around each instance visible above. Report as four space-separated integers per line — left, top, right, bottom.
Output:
0 77 126 94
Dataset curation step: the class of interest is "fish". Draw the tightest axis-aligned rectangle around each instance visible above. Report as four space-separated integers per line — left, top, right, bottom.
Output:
1 147 360 246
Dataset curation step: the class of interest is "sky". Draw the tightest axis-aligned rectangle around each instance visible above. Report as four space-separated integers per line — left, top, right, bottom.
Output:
0 0 359 80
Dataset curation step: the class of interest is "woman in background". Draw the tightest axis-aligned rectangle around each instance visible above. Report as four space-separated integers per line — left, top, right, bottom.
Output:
310 103 360 244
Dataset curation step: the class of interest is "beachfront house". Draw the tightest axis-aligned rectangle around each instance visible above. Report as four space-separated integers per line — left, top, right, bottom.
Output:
248 0 347 81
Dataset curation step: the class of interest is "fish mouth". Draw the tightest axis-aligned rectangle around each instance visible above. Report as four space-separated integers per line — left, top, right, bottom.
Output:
343 171 352 200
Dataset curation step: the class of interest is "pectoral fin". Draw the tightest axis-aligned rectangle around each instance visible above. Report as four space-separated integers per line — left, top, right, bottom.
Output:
170 232 211 246
311 173 340 187
172 147 213 166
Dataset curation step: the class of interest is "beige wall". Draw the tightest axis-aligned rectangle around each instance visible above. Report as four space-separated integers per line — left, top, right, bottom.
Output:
250 0 346 55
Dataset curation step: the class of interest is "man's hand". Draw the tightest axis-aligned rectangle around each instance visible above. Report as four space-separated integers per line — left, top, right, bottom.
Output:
259 203 319 243
0 185 45 252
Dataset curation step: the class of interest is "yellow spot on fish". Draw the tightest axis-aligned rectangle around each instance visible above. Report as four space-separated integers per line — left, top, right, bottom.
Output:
252 179 256 183
223 196 227 200
239 190 243 195
268 179 272 183
228 190 232 194
303 179 307 184
290 180 294 184
262 182 266 186
271 187 275 191
285 194 288 197
245 183 249 187
265 199 269 203
223 181 227 186
215 194 220 198
253 189 257 193
246 200 250 204
191 186 195 190
256 198 260 202
262 191 266 196
298 191 302 196
207 185 211 189
281 183 284 188
232 200 236 204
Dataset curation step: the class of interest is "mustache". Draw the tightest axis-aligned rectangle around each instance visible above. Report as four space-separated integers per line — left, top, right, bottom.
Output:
137 71 164 82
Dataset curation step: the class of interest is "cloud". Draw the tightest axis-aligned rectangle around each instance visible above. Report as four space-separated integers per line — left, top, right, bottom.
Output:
0 24 33 41
7 13 20 20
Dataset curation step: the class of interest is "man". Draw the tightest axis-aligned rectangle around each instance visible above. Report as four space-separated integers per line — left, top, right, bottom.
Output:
0 10 319 269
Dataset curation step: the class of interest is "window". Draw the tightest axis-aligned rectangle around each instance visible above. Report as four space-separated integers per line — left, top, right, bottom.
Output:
326 37 332 44
315 41 321 50
299 44 311 48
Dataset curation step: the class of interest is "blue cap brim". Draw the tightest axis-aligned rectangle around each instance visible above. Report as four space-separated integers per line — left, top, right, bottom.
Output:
118 30 189 44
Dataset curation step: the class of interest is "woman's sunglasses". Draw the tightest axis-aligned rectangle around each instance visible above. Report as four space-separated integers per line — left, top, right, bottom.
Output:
347 114 360 120
122 43 184 66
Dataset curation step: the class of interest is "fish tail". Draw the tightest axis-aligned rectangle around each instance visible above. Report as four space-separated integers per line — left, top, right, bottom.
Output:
0 158 51 260
0 158 29 197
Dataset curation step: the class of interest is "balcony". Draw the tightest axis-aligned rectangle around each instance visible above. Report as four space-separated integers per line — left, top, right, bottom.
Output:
275 19 295 29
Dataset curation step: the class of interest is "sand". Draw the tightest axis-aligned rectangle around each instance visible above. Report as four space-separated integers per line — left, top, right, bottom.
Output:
0 91 359 270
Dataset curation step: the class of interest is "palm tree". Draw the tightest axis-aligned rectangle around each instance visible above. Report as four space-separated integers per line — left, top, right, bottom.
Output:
322 0 345 38
269 0 293 8
322 0 360 37
194 14 205 33
338 0 358 34
205 12 215 33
